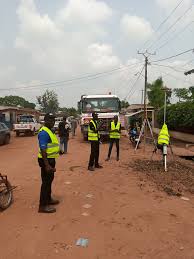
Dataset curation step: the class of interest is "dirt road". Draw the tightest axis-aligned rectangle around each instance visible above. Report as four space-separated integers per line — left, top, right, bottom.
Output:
1 131 194 259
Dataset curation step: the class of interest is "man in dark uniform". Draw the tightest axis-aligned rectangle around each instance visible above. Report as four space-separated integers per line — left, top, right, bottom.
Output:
38 113 60 213
88 112 103 171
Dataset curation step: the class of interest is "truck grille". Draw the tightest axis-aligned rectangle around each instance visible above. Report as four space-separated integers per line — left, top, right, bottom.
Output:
98 118 112 131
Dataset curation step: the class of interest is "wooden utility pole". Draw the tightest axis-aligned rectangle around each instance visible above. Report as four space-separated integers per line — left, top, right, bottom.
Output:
137 51 155 149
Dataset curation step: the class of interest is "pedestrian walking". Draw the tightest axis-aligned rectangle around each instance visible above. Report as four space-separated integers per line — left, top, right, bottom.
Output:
71 117 77 137
88 112 103 171
58 116 70 154
106 115 121 161
38 113 60 213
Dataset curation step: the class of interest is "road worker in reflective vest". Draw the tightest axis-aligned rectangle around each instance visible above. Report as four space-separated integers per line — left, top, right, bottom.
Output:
38 113 60 214
88 112 103 171
157 123 170 149
106 115 121 161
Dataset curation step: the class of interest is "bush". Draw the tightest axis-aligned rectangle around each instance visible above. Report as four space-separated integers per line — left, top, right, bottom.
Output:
157 101 194 133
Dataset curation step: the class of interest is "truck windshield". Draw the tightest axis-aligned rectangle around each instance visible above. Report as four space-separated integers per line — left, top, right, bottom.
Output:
19 116 34 123
82 98 120 113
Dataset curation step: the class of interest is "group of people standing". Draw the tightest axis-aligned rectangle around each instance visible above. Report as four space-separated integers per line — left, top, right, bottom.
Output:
37 112 121 213
88 112 121 171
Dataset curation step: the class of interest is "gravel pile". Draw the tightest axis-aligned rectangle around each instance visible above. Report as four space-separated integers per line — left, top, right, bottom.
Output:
131 160 194 196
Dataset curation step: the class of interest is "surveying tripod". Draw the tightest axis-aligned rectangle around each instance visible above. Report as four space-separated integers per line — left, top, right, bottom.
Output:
135 118 157 151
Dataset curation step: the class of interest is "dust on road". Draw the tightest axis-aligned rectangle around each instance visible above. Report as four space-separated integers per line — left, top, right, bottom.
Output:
1 132 194 259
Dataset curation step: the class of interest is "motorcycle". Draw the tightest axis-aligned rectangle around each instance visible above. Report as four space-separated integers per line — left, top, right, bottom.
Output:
129 128 141 148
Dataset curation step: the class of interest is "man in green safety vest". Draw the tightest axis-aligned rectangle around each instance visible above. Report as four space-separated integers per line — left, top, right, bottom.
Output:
106 115 121 161
38 113 60 213
157 123 170 150
88 112 103 171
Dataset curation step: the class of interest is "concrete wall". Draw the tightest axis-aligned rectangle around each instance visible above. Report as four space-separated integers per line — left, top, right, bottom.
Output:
153 128 194 143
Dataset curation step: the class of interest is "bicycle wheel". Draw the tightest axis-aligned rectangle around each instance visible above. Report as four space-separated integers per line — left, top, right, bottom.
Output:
0 180 13 210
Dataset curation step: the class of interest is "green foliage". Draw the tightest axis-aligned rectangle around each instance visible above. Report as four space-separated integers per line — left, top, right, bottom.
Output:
157 101 194 132
173 88 189 102
37 90 59 114
0 95 35 109
121 100 129 108
147 77 171 109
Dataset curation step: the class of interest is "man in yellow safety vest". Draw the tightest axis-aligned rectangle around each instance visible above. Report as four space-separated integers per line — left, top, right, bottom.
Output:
157 123 170 150
106 115 121 161
88 112 103 171
38 113 60 213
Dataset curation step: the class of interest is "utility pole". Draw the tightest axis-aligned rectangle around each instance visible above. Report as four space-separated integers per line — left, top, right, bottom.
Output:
140 89 144 107
161 87 172 124
137 50 156 149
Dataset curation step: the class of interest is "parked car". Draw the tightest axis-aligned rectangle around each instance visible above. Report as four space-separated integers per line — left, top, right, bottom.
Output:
0 123 11 145
13 115 41 137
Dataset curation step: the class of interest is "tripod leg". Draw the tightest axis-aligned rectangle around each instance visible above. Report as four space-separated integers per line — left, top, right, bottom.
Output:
169 144 174 160
147 119 157 149
135 119 145 151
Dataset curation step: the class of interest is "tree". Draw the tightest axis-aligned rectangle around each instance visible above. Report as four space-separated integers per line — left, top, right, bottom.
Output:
0 95 35 109
121 100 129 108
173 88 189 102
157 101 194 133
147 77 171 109
37 90 59 113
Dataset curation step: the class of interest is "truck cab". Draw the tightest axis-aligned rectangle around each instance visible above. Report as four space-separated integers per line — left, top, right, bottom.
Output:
78 94 121 140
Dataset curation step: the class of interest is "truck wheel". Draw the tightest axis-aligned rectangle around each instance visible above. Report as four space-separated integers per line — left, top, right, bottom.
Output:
4 135 10 145
16 132 20 137
32 128 36 136
83 135 88 141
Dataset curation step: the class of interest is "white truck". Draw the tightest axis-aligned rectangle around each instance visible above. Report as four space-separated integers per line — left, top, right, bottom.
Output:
14 115 41 137
78 94 121 140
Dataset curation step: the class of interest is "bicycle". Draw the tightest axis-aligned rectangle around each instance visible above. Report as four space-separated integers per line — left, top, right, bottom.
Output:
0 174 15 211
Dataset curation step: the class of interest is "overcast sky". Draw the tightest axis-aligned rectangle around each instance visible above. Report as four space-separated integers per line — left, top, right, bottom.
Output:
0 0 194 107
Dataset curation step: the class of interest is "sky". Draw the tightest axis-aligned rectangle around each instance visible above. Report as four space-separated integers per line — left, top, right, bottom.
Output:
0 0 194 108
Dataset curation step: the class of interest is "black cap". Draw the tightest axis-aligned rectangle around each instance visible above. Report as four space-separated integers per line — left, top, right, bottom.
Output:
44 113 55 121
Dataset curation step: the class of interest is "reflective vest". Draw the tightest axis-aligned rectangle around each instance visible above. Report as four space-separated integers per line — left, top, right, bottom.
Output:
158 123 170 145
38 126 59 158
110 121 121 139
88 120 98 141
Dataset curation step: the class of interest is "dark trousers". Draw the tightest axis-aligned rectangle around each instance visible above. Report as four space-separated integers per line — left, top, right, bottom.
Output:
38 158 56 207
108 138 120 158
88 141 99 168
60 136 68 153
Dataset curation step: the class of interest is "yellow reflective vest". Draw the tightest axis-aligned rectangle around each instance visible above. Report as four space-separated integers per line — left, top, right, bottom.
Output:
110 121 121 139
38 126 59 158
88 120 98 141
158 123 170 145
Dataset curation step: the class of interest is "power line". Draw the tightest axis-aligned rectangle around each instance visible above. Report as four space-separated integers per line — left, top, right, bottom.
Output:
124 65 145 100
154 21 194 52
148 5 193 50
152 63 185 73
151 64 193 85
152 48 194 63
140 0 185 50
0 61 143 92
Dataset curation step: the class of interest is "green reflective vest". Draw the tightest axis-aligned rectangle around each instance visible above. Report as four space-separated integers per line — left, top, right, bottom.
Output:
88 120 98 141
38 126 59 158
158 123 170 145
110 121 121 139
